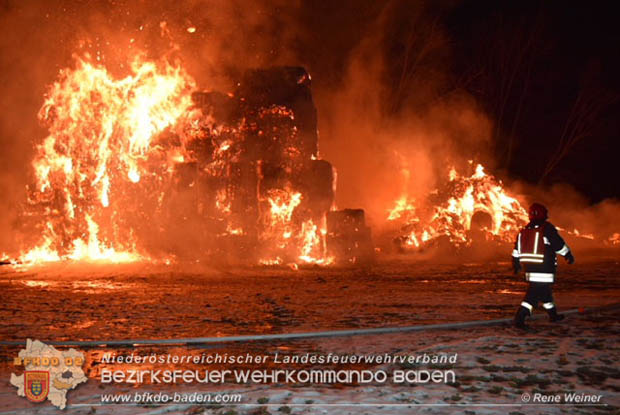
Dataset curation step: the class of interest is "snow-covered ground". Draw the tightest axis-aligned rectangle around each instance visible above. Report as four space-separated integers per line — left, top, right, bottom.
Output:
0 259 618 414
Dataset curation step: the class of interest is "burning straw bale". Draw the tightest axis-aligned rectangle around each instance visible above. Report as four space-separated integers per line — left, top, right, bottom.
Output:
388 163 529 253
16 59 342 265
16 59 366 266
183 66 334 264
327 209 373 265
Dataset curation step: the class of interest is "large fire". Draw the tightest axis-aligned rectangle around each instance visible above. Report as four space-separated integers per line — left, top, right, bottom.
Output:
18 54 333 266
388 162 529 249
11 53 616 266
386 162 616 251
22 54 195 263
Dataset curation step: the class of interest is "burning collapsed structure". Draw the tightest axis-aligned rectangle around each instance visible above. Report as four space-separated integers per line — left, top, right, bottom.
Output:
385 161 619 253
387 162 529 251
16 54 372 266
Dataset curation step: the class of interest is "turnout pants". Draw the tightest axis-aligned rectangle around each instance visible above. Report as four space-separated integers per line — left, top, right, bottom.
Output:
521 282 555 313
515 281 563 326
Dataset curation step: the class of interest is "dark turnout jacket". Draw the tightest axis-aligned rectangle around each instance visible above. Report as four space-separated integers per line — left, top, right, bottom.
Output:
512 220 571 283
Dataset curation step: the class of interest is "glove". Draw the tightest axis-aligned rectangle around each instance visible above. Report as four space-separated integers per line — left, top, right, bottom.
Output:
512 257 522 274
565 252 575 264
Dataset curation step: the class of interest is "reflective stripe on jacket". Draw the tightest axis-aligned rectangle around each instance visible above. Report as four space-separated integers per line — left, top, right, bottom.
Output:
512 221 571 283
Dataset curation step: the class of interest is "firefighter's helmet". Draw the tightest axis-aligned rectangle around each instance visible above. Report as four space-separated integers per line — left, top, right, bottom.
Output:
528 203 548 221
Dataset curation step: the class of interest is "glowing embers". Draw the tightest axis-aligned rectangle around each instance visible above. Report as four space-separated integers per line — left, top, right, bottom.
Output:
258 188 331 266
388 162 529 249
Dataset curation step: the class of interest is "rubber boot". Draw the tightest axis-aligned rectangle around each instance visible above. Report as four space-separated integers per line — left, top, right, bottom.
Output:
546 307 565 322
514 306 530 329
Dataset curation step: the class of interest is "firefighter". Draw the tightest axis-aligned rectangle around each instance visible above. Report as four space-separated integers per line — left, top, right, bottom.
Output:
512 203 575 328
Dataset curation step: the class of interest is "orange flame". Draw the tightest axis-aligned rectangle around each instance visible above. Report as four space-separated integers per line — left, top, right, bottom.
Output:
18 54 332 267
258 189 332 266
388 161 528 248
20 53 195 263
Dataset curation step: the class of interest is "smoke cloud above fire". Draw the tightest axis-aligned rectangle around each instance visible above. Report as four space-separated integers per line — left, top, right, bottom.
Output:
0 0 617 259
315 5 494 226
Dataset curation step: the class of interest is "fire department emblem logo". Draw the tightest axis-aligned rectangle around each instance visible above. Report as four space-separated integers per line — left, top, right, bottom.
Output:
10 339 88 409
24 371 49 403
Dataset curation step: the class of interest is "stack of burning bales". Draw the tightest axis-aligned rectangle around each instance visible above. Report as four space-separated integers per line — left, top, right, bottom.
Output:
171 66 372 265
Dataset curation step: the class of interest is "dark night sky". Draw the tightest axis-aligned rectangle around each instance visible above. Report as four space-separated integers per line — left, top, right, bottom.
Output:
447 0 620 201
293 0 620 201
0 0 618 203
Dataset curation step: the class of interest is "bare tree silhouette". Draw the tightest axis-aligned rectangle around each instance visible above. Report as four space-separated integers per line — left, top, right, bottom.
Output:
539 64 618 182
